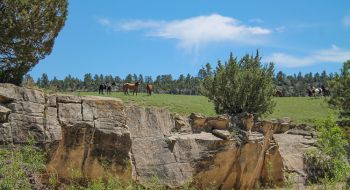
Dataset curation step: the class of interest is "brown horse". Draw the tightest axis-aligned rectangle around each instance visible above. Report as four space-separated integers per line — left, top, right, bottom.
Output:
123 82 139 95
146 83 153 96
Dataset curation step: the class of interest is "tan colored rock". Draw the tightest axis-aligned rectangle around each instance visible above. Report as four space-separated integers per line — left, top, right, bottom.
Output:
205 115 230 130
0 105 11 122
48 122 132 180
0 83 45 104
7 101 44 117
21 87 45 104
0 123 12 143
57 103 82 126
241 113 254 134
273 133 317 185
81 96 126 125
45 94 57 107
57 94 81 103
0 83 19 102
173 114 191 133
212 129 231 139
9 113 47 143
278 117 292 124
45 107 62 141
126 105 173 138
189 113 207 133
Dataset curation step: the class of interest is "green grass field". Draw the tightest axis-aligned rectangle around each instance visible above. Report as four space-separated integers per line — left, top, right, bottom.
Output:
72 92 337 124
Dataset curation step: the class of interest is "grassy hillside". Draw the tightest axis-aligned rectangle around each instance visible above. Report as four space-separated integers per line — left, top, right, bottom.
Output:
73 92 337 124
265 97 337 124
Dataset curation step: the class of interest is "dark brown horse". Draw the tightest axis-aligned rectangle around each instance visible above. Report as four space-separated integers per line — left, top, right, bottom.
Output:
146 83 153 96
123 82 140 95
99 84 106 95
106 84 112 95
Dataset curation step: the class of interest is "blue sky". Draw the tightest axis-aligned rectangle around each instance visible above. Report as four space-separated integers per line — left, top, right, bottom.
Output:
30 0 350 80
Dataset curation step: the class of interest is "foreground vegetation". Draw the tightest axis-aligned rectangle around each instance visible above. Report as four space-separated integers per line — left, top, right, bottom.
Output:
72 91 336 124
304 116 350 188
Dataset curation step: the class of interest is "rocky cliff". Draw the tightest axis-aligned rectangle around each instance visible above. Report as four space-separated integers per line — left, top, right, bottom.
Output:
0 83 317 189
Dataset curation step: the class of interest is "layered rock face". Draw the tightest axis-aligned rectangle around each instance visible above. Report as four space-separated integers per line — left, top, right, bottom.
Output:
0 84 131 179
0 83 316 189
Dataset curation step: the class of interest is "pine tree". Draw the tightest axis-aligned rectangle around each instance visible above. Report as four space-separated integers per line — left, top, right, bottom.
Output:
0 0 68 85
328 60 350 118
40 73 49 88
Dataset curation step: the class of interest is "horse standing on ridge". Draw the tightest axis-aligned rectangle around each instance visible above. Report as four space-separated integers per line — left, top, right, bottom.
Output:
123 81 140 96
146 83 153 96
106 83 112 95
99 84 106 95
312 87 323 96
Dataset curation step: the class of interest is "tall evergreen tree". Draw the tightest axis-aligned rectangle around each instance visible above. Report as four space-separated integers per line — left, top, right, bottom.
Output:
83 73 93 90
328 60 350 118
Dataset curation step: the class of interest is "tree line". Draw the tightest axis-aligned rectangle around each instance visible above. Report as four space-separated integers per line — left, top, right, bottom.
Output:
24 66 338 97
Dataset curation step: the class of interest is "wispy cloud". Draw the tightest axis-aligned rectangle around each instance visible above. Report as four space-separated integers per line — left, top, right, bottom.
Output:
265 45 350 68
343 12 350 27
98 18 112 27
98 14 272 51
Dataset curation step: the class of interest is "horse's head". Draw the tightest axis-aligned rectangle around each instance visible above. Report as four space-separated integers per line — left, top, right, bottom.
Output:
135 81 140 86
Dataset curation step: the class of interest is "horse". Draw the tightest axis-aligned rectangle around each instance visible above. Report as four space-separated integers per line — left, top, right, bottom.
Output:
308 86 323 97
312 87 323 96
146 83 153 96
106 84 112 95
274 89 283 97
99 84 106 94
123 81 140 95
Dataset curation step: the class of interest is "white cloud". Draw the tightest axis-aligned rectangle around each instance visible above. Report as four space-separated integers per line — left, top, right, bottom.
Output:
343 12 350 27
98 18 112 27
98 14 271 51
265 45 350 68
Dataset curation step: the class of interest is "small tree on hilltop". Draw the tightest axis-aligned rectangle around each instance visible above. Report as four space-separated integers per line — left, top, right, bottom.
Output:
0 0 68 85
328 60 350 119
202 51 275 117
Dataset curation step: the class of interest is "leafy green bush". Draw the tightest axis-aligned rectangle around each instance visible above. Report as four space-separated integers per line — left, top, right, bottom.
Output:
202 51 275 117
304 115 350 184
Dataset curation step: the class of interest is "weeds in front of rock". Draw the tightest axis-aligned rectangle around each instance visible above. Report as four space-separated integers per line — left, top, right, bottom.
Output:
0 138 46 190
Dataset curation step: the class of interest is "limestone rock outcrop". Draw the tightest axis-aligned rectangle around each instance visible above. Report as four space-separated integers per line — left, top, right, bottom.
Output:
0 83 317 189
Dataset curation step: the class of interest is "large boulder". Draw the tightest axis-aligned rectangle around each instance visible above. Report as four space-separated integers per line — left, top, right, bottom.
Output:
205 115 230 130
273 132 317 185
